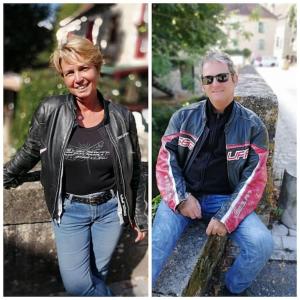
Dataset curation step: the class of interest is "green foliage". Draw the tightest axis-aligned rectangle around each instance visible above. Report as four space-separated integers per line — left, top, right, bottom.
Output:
152 104 180 165
152 194 162 218
4 4 54 72
12 68 68 150
224 48 252 58
152 4 226 76
53 4 81 33
288 4 297 30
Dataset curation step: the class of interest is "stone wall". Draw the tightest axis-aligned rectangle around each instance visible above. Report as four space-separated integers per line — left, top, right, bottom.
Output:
235 66 278 218
4 163 148 296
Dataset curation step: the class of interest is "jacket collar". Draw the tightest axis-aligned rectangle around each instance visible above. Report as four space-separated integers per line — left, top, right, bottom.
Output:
67 90 110 125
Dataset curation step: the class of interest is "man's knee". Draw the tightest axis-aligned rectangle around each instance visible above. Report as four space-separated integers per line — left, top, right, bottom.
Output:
246 228 273 261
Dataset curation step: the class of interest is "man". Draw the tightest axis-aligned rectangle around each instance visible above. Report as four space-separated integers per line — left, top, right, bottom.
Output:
152 51 273 295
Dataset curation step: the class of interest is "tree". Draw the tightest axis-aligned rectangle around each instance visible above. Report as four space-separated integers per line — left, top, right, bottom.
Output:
4 4 54 72
152 4 226 76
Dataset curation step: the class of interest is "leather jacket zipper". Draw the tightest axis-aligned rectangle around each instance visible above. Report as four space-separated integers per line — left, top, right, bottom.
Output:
105 126 133 226
183 126 209 173
52 115 75 222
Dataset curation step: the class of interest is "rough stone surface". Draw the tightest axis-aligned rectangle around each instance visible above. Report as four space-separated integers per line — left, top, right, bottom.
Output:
153 222 227 296
235 67 278 215
279 170 297 230
271 250 296 261
289 228 296 237
4 222 63 296
4 181 50 224
249 261 296 296
271 223 289 236
153 222 208 296
272 236 283 250
282 236 297 251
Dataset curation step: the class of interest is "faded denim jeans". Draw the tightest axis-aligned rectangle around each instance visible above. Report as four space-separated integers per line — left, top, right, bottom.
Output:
152 194 273 293
52 195 123 296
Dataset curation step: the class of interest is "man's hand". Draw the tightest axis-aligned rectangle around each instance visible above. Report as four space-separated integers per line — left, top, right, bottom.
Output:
178 194 202 219
206 218 227 236
133 225 146 243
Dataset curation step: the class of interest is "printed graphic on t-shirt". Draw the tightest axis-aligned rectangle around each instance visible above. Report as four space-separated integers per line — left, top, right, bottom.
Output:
65 141 110 161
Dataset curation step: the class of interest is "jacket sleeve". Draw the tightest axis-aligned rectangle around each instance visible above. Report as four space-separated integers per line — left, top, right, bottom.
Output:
128 112 148 230
214 124 269 233
4 104 43 188
156 111 191 211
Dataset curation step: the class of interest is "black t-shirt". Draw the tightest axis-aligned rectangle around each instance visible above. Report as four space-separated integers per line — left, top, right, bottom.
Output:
186 100 233 196
63 121 115 195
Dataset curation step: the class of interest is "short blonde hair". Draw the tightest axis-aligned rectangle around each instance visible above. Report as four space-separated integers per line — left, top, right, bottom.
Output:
50 35 103 75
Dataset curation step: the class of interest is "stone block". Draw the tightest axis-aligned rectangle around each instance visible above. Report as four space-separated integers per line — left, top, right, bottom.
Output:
4 181 49 224
4 222 63 296
271 223 289 236
272 236 283 250
235 66 278 216
271 249 296 261
282 236 297 251
289 229 296 237
153 222 227 296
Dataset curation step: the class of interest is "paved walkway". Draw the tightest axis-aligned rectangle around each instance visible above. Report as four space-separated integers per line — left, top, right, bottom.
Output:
256 66 297 181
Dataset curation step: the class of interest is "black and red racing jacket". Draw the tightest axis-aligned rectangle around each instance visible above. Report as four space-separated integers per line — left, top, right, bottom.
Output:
156 99 269 233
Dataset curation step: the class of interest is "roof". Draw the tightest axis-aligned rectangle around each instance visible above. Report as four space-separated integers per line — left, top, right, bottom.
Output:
224 4 277 19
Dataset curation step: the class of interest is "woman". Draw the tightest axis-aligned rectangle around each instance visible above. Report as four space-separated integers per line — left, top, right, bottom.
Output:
4 35 146 296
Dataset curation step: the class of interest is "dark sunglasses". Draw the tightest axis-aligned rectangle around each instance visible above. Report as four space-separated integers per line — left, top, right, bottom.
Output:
201 73 231 85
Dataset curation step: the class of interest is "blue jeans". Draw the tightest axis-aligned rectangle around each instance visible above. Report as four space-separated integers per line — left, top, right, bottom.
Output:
52 195 123 296
152 195 273 293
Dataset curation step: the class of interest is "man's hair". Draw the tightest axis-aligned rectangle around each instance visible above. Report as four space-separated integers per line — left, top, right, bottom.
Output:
50 35 103 76
201 51 236 75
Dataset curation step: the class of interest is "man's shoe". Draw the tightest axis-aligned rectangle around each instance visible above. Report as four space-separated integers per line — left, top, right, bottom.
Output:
222 286 254 297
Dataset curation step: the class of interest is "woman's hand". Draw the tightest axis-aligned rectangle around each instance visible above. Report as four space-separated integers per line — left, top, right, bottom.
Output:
133 225 146 243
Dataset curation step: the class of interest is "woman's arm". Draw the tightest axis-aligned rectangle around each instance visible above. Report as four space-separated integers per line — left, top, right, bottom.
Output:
4 105 42 188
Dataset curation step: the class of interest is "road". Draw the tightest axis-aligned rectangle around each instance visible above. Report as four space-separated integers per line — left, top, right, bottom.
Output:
255 66 297 180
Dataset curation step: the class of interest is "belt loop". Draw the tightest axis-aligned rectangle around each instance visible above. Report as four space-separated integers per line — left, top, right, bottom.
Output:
68 193 73 201
110 189 115 198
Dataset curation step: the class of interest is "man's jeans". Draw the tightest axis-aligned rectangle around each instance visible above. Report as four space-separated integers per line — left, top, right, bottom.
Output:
152 194 274 293
52 195 122 296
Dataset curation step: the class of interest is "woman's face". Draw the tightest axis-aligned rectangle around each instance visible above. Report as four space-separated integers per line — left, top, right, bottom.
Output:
60 57 99 100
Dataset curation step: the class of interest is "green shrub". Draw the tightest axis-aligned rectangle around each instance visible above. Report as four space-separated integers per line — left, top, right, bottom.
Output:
12 68 68 150
152 194 162 218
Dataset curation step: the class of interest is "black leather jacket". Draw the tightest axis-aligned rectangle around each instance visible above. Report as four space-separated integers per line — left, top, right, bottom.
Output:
4 91 147 230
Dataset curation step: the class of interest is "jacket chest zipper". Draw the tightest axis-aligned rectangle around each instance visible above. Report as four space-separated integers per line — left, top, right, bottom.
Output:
105 126 133 225
183 126 209 173
52 118 74 221
224 130 234 190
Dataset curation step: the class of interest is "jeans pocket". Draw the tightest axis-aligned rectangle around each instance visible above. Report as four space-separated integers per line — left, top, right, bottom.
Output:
63 198 72 210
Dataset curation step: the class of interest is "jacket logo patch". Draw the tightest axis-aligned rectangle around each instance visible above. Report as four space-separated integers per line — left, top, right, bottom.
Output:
117 132 129 140
178 137 195 150
227 149 249 161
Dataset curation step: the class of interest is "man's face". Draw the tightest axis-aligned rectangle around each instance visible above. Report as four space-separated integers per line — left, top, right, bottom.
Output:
201 61 237 111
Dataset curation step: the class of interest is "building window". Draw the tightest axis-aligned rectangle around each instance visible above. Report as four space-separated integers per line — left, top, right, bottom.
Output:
258 39 265 50
232 39 238 47
258 22 264 33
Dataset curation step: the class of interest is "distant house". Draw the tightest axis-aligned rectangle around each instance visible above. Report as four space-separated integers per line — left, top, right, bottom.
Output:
264 3 297 64
223 4 278 61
